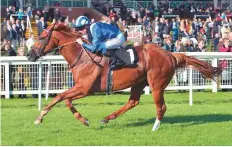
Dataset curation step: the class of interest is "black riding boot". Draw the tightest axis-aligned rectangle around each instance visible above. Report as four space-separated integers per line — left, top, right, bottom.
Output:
103 50 125 69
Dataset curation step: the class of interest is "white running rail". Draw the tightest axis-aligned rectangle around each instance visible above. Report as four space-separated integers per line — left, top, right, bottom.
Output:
1 53 232 110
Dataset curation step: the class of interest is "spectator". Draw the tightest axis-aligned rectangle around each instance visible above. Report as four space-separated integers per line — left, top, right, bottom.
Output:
94 0 100 11
13 0 20 11
54 8 61 21
229 18 232 30
181 28 189 38
186 39 194 52
171 19 179 42
228 32 232 46
213 33 220 51
11 24 18 50
6 7 11 20
131 10 137 25
198 28 207 41
15 19 22 46
152 32 162 45
43 4 49 21
163 37 175 52
120 20 128 41
1 19 8 39
21 20 26 43
35 10 42 20
1 37 17 99
37 17 47 36
213 16 222 37
193 39 207 52
1 37 17 56
217 38 224 49
5 23 13 40
174 40 181 52
179 37 188 52
26 34 35 51
219 38 232 52
163 19 170 37
126 9 132 25
197 18 203 32
221 23 231 38
180 19 186 32
26 7 32 19
191 18 198 38
17 9 24 20
139 8 145 19
15 47 27 98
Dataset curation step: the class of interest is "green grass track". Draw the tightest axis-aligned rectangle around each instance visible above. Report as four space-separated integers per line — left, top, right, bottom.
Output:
1 92 232 145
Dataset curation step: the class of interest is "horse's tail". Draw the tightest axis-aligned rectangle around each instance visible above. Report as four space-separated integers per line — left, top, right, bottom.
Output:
171 53 225 80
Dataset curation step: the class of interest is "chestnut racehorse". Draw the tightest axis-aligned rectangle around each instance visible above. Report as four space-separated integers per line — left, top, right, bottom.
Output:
27 23 223 131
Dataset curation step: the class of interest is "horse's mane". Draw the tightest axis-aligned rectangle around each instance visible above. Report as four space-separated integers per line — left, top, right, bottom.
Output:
54 23 82 38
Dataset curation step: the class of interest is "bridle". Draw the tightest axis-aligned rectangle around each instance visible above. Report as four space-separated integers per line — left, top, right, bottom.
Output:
31 23 103 68
31 24 56 58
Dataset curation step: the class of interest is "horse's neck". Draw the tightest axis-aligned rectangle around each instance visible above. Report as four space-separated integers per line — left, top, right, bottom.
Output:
60 44 83 66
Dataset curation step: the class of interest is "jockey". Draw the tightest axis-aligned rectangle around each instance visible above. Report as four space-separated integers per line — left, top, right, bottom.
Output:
75 16 125 68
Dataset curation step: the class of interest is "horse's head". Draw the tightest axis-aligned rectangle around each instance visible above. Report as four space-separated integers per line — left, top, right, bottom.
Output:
26 23 76 62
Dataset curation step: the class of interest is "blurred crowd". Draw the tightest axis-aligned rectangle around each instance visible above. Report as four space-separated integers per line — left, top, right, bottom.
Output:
95 2 232 53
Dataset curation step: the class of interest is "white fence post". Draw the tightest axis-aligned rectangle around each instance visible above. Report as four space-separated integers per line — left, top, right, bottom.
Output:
5 63 10 99
45 62 51 100
38 61 42 111
189 66 193 106
212 58 218 92
144 86 150 95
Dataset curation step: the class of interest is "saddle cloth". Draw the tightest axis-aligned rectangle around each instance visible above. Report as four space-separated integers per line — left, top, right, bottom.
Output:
114 45 139 68
106 45 139 94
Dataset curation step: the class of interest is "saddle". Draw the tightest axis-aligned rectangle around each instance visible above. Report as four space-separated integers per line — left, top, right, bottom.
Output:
105 46 139 94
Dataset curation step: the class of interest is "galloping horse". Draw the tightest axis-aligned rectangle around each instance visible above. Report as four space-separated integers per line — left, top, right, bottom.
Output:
27 23 224 131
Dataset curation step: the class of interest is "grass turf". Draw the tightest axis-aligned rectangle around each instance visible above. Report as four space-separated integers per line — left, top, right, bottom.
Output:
1 91 232 146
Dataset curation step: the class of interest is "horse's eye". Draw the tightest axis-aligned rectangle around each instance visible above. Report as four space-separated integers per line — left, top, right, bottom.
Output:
39 37 45 40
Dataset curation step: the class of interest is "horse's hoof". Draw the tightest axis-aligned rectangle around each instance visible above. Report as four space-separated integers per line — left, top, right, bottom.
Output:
83 119 90 127
34 118 43 125
100 119 109 124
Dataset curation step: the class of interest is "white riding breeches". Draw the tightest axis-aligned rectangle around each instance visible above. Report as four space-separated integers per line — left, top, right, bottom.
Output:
104 32 125 49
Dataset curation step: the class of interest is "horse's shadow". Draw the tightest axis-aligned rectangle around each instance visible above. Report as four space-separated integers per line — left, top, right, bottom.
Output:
125 114 232 127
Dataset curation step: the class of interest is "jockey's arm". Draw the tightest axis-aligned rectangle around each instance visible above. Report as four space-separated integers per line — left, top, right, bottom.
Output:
82 24 105 53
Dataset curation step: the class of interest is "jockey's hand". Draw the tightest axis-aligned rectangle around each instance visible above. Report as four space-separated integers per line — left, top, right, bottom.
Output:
76 38 83 45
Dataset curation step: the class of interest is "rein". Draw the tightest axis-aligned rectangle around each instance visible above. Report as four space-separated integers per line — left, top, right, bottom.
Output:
47 30 103 68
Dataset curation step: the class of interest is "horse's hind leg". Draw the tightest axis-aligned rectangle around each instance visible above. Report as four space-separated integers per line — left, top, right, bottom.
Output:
34 84 87 125
150 90 166 131
147 71 171 131
100 81 147 124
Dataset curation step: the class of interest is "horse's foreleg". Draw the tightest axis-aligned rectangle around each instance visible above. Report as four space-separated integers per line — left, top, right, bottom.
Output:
65 98 90 126
101 81 147 124
34 85 86 125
